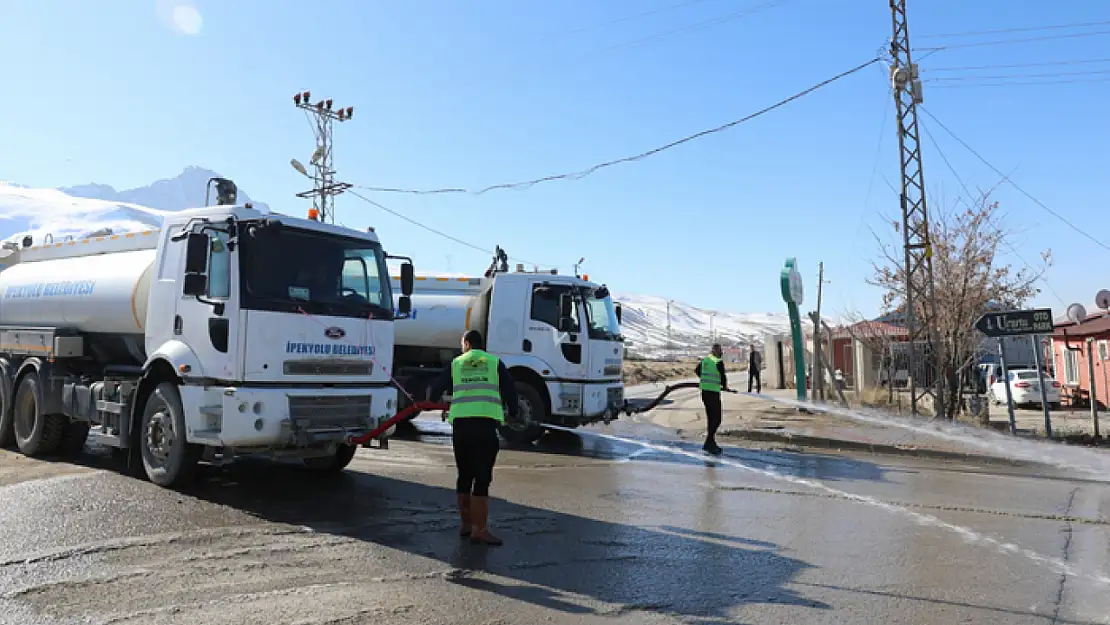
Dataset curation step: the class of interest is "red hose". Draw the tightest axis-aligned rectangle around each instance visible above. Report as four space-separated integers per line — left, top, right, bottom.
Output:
347 401 449 445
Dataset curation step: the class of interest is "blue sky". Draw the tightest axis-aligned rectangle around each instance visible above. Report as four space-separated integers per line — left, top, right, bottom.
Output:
2 0 1108 319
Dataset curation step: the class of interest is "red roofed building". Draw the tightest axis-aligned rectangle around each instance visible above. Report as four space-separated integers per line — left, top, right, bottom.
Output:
1048 314 1110 409
828 321 910 390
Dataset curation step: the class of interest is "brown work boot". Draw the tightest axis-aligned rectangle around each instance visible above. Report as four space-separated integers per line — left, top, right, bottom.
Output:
468 496 503 546
457 494 472 538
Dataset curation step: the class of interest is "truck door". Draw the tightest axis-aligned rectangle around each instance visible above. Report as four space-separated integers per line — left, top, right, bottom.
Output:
526 284 585 380
176 229 241 380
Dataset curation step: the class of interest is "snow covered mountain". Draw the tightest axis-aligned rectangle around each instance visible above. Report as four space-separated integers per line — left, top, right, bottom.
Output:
0 183 166 248
61 166 269 213
0 168 267 248
614 292 801 359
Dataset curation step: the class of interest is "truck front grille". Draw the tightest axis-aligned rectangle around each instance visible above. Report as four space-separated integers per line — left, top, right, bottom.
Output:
284 360 374 376
288 395 370 430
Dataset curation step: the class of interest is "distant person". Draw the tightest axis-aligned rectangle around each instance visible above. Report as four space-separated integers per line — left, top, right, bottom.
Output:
748 348 762 393
695 343 729 455
428 330 519 546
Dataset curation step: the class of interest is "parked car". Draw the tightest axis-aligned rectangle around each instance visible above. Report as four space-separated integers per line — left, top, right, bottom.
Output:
977 362 1035 394
989 369 1062 409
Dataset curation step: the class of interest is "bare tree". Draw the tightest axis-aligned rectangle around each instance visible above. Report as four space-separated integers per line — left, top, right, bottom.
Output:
868 192 1050 419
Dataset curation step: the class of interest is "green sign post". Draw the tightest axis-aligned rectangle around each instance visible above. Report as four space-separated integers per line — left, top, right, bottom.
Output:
780 258 807 402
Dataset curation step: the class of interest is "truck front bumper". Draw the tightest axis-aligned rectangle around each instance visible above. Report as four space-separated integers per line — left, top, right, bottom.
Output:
548 380 624 423
180 384 400 448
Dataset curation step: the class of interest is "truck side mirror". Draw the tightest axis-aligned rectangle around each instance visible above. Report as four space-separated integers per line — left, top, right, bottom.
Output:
615 302 622 325
184 233 209 274
397 296 412 316
400 262 414 297
183 273 208 297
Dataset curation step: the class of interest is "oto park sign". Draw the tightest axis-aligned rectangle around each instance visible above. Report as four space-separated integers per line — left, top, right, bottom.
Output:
974 308 1054 338
974 306 1055 437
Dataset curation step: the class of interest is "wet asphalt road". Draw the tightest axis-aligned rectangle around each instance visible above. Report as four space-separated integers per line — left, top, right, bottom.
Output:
3 407 1110 624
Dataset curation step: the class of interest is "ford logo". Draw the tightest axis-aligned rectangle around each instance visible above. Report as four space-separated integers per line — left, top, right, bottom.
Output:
324 327 346 340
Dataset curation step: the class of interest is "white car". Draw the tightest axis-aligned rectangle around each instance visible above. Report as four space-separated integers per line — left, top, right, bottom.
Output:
990 369 1062 409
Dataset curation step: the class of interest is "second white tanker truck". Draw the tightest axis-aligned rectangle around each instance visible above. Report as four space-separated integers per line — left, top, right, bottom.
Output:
389 248 626 444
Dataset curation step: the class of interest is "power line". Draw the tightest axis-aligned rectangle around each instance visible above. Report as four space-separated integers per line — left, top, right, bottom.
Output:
357 56 881 196
927 76 1110 88
919 119 1065 307
918 106 1110 254
537 0 718 41
917 18 1110 39
583 0 790 58
914 29 1110 53
347 190 549 268
926 68 1110 82
926 57 1110 72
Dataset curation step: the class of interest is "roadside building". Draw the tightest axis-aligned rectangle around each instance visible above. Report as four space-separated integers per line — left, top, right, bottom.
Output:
1048 315 1110 409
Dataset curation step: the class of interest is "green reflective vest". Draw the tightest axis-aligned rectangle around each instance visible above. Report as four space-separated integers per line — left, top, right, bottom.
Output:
699 355 722 392
448 349 505 424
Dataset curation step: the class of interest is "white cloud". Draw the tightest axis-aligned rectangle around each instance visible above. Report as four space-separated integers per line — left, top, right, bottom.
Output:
156 0 202 36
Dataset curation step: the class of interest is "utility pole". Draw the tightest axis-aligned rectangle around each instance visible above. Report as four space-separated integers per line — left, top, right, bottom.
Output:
888 0 946 419
291 90 354 224
812 262 825 401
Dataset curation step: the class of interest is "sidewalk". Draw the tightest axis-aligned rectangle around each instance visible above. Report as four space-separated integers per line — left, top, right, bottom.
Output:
987 405 1105 439
630 385 1029 465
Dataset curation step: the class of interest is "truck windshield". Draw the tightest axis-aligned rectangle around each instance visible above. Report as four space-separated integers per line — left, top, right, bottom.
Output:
239 224 393 319
583 289 622 341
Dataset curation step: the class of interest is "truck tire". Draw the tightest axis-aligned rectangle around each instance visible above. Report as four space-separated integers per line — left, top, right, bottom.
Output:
139 382 203 488
58 422 90 456
498 382 546 446
13 373 66 457
303 444 357 473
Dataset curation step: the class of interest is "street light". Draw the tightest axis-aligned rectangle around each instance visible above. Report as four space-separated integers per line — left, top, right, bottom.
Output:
290 158 308 177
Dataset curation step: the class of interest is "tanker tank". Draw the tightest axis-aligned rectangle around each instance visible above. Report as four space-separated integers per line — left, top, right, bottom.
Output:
0 248 156 365
393 293 479 351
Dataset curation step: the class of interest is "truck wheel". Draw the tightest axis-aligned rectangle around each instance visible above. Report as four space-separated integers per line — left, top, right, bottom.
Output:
13 373 66 457
499 382 546 446
303 444 357 473
140 382 203 488
58 422 90 456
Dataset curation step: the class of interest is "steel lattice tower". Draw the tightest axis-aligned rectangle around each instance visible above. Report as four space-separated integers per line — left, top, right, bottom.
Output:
292 91 354 224
888 0 946 418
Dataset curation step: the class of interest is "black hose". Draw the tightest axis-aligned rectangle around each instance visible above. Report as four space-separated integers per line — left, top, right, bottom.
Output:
623 381 700 415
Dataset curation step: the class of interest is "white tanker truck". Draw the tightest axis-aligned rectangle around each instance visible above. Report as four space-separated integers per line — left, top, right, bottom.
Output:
388 247 625 444
0 179 415 487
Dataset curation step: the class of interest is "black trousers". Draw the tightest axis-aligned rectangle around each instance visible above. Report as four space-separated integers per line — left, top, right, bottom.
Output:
748 369 761 393
452 417 500 496
701 390 722 448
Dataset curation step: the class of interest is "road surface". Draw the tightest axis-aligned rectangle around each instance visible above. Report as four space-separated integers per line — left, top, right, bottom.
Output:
2 390 1110 624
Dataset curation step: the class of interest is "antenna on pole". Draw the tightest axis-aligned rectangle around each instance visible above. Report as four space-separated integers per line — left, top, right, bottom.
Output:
291 90 354 224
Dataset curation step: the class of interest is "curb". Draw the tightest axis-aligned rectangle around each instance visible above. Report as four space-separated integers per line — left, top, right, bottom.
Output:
719 428 1028 467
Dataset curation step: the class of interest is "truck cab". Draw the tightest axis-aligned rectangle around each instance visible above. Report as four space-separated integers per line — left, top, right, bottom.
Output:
389 248 625 444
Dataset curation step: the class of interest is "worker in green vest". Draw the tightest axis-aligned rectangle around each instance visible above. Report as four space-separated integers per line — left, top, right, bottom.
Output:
694 343 730 455
428 330 519 546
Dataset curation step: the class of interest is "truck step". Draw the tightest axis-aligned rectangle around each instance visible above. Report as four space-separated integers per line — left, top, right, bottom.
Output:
87 427 122 448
